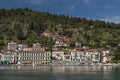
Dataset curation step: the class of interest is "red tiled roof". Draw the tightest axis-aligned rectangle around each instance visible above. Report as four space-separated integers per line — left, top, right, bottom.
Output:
52 50 64 52
19 50 47 53
71 50 83 52
85 49 99 52
1 52 16 54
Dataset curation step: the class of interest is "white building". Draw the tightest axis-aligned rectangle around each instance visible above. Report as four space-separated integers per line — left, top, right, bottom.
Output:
8 41 17 51
52 50 64 61
0 53 2 61
55 39 64 48
1 51 17 64
18 51 51 64
71 50 85 63
101 50 111 63
22 48 33 51
75 42 81 47
32 43 42 48
85 50 101 64
63 54 71 61
17 44 28 51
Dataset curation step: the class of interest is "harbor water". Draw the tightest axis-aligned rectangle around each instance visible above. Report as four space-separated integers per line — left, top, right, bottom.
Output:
0 65 120 80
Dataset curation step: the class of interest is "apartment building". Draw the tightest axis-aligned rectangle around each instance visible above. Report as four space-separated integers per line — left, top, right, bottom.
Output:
18 51 51 65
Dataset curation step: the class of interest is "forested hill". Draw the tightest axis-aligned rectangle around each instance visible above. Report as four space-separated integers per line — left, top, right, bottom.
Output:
0 8 120 49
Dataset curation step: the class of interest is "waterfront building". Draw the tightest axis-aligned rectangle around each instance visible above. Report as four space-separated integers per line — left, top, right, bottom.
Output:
101 50 112 63
0 53 2 61
52 50 64 61
1 51 17 64
0 53 2 64
22 46 45 52
85 49 101 64
71 50 85 63
91 52 101 63
63 53 71 61
7 41 18 51
18 51 51 64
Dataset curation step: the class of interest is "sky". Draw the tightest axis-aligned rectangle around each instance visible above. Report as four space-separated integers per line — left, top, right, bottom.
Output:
0 0 120 23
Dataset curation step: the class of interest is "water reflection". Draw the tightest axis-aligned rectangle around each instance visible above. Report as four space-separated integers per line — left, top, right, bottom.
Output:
0 65 116 71
0 65 120 80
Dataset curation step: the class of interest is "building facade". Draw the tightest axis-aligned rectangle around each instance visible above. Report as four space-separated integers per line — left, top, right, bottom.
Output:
17 44 28 51
101 50 111 63
63 54 71 61
32 43 42 48
52 50 64 61
0 53 2 61
54 39 64 48
8 41 17 51
18 51 51 65
1 51 17 64
85 50 101 64
71 50 85 63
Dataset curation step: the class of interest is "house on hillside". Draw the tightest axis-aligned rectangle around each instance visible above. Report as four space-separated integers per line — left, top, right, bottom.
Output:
32 43 42 48
7 41 18 51
17 44 28 51
54 39 64 48
32 43 45 51
75 42 81 47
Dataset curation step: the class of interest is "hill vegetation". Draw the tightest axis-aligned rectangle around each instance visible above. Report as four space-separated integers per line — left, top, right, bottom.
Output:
0 8 120 50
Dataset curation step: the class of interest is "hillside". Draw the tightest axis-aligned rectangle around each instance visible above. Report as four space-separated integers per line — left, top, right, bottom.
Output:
0 8 120 49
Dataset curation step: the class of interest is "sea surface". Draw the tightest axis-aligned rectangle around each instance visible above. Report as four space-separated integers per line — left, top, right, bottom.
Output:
0 65 120 80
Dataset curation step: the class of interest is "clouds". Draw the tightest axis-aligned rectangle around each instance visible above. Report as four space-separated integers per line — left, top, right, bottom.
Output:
100 16 120 24
1 0 120 23
25 0 120 23
68 5 76 12
70 6 75 10
27 0 93 6
82 0 92 6
28 0 48 5
66 0 93 12
116 0 120 2
29 0 45 5
27 0 58 5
